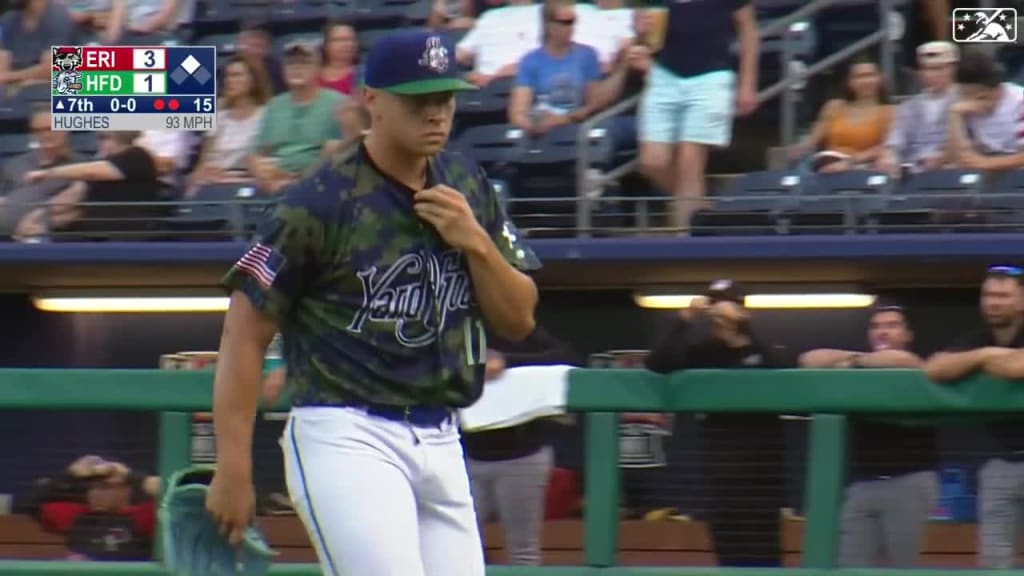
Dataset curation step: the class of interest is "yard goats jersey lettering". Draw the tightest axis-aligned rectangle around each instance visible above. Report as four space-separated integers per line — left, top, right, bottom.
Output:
223 143 541 408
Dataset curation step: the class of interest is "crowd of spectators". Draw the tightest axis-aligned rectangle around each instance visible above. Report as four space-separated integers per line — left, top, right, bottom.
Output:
3 0 1022 238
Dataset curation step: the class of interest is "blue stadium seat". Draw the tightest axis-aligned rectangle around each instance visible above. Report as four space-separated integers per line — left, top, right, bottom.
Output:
695 170 801 236
0 133 28 158
167 183 254 240
194 0 240 25
16 84 50 104
454 75 514 132
196 33 239 57
452 123 525 177
876 169 984 233
69 132 98 157
793 170 890 234
0 97 28 125
977 170 1024 231
351 0 431 25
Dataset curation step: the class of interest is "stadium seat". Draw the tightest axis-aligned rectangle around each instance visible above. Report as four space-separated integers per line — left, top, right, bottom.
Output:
0 97 28 126
454 76 514 132
0 133 28 158
351 0 431 25
793 170 890 234
503 125 617 236
196 33 240 57
69 133 98 157
167 183 253 240
16 84 50 105
452 123 525 178
695 170 801 236
876 169 984 233
194 0 240 25
977 170 1024 231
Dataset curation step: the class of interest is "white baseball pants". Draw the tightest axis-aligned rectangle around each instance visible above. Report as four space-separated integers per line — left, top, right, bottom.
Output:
282 406 486 576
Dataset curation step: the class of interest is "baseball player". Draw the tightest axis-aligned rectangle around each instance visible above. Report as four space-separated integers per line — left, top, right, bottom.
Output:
204 29 542 576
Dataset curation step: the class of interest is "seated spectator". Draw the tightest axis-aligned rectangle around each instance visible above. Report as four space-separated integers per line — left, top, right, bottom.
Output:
136 129 189 193
31 455 159 561
0 0 77 90
319 20 360 96
104 0 190 44
790 55 894 173
249 41 345 194
877 41 959 177
0 106 82 239
236 19 285 94
947 49 1024 172
187 56 270 195
573 0 633 73
508 0 603 135
12 131 167 240
65 0 111 39
456 0 541 87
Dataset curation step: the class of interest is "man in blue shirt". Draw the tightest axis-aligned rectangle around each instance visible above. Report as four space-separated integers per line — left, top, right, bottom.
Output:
630 0 759 234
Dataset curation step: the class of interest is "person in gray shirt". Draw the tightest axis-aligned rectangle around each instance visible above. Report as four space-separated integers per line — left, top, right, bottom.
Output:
877 41 959 177
0 0 78 89
0 106 81 238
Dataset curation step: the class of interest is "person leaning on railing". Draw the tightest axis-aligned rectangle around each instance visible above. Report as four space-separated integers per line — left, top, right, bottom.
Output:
645 279 788 568
924 265 1024 569
800 304 938 568
12 131 167 241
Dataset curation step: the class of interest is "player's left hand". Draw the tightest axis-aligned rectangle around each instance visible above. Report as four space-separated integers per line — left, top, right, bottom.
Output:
414 185 487 251
485 349 505 380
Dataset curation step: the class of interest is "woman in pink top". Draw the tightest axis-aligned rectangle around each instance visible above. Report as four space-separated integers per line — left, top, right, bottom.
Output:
319 20 360 95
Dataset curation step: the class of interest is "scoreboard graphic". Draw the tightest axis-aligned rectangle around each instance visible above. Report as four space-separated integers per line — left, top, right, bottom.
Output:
50 45 217 132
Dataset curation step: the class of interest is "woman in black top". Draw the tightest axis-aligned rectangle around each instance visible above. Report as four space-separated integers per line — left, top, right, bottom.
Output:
463 326 580 566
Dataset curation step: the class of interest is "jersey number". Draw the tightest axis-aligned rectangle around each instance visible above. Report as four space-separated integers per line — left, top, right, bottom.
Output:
464 320 486 366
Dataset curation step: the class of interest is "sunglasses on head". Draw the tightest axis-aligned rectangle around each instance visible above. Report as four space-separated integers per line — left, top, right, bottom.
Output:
988 265 1024 277
549 17 575 25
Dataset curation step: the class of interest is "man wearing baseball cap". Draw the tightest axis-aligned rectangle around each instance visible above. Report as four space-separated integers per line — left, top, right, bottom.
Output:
646 279 790 567
877 41 959 177
207 29 540 576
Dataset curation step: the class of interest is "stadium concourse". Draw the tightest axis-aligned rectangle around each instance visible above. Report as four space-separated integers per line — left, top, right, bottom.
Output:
4 0 1024 574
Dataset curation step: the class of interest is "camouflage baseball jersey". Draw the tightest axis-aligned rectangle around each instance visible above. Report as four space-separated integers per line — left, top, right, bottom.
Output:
223 144 541 408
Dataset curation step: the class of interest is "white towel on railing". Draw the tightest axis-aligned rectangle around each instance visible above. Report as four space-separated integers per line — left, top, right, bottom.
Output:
459 365 573 432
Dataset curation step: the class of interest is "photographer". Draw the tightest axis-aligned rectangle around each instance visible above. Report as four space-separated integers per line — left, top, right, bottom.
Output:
646 280 788 567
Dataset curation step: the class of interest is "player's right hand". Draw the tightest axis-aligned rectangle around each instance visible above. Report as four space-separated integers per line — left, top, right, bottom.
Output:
205 468 256 546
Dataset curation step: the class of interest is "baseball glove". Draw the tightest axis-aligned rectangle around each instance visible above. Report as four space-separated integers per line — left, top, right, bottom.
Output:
158 466 276 576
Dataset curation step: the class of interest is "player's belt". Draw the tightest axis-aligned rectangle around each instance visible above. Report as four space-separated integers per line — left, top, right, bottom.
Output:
351 403 453 428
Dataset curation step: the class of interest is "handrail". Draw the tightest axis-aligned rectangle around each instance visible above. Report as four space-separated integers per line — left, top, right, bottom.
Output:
575 94 641 237
760 29 887 104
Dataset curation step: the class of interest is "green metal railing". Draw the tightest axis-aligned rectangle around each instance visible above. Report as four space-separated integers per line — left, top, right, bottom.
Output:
0 368 1022 575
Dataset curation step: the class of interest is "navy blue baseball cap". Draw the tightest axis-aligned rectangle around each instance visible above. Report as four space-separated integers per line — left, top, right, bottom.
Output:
363 29 477 95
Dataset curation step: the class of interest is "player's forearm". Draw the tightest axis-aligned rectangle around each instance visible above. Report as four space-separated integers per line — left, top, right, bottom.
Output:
212 293 277 472
464 231 537 342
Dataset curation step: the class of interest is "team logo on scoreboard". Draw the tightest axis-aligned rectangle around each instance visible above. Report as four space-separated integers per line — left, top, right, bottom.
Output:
51 46 84 96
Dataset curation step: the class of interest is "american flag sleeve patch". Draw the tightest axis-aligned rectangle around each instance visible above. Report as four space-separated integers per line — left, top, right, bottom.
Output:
234 243 286 289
